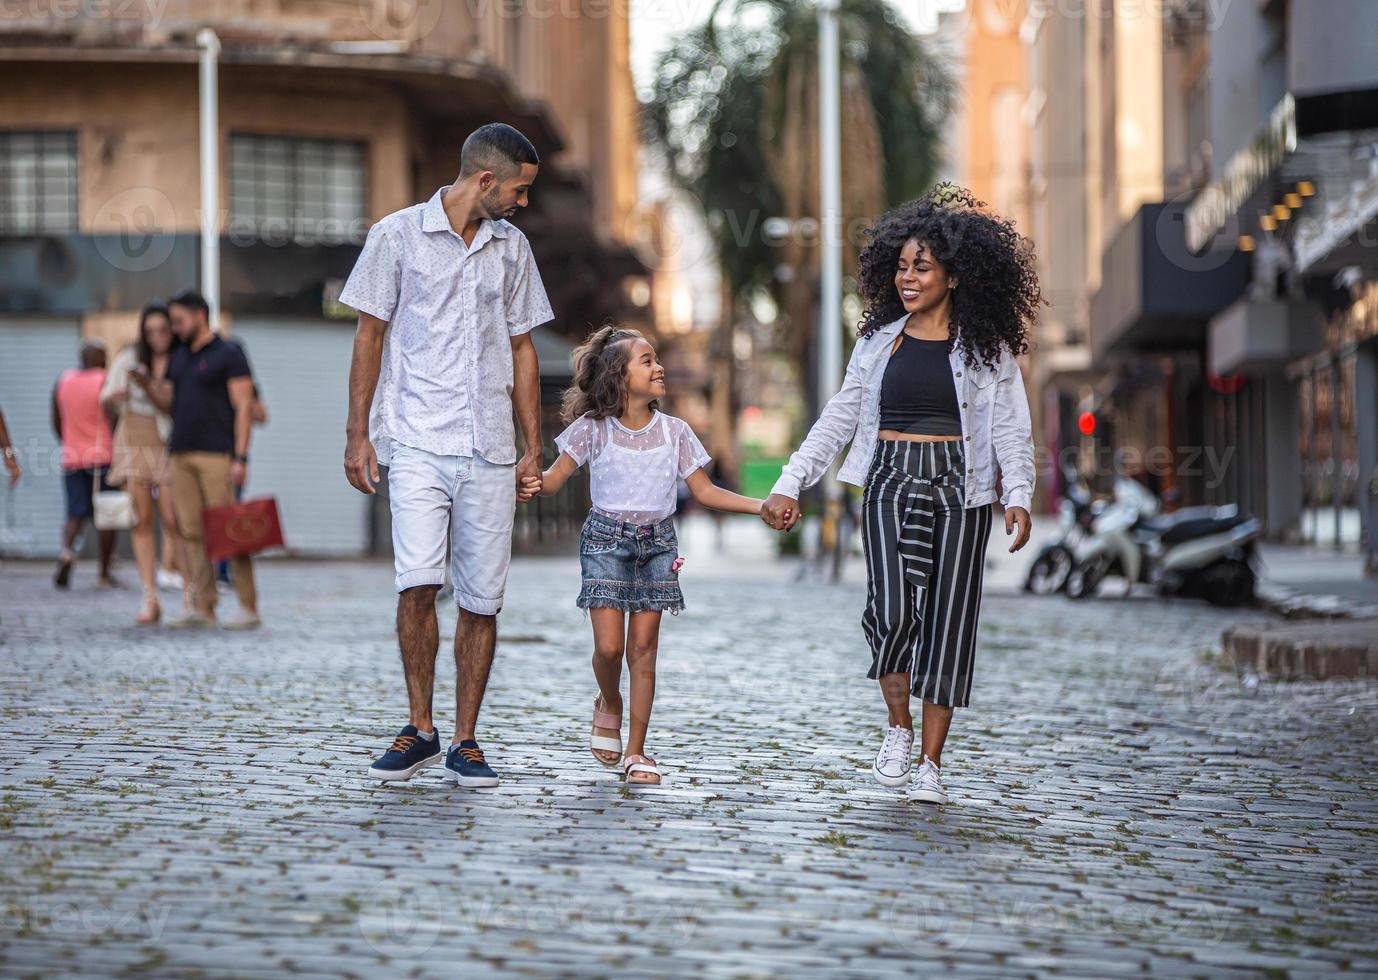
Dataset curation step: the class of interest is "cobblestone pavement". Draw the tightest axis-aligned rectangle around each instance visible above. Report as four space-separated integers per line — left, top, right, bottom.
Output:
2 522 1377 978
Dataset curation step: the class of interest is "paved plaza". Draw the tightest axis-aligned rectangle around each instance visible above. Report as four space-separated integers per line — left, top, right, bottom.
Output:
2 522 1376 977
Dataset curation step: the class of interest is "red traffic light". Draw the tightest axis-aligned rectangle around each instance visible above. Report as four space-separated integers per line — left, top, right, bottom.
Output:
1078 411 1096 436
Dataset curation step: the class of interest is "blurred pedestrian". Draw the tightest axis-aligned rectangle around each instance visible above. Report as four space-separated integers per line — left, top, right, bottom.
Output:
761 186 1039 806
52 339 118 589
0 405 19 487
102 302 192 626
145 290 261 630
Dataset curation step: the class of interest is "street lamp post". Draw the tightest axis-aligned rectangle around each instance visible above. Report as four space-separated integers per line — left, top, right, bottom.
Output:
818 0 844 579
198 28 221 331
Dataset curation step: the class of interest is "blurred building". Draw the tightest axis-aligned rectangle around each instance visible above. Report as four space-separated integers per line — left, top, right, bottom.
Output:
1023 0 1378 575
1184 0 1378 568
1023 0 1096 506
0 2 647 557
953 0 1049 508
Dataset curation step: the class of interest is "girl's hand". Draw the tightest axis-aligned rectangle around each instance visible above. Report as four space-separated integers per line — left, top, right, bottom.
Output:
517 475 542 503
671 556 685 574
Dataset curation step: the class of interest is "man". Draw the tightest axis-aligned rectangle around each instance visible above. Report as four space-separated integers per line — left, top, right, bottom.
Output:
51 340 116 588
341 123 552 788
144 289 261 630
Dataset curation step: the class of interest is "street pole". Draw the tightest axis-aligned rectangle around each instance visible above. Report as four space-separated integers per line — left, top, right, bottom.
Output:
818 0 844 580
198 28 221 332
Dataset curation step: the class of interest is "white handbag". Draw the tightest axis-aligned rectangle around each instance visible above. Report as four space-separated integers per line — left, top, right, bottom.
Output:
92 469 135 531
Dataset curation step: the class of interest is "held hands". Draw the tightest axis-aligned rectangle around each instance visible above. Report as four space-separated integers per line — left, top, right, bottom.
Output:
515 451 542 504
760 493 799 532
1005 506 1032 553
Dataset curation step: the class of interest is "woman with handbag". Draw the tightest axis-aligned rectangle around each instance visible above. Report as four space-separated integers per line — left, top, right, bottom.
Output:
102 302 190 625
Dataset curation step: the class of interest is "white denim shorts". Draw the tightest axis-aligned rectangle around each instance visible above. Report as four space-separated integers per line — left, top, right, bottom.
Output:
386 445 516 615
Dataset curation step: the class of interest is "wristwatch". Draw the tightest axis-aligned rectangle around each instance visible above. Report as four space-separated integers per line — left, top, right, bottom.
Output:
2 447 16 461
233 453 249 464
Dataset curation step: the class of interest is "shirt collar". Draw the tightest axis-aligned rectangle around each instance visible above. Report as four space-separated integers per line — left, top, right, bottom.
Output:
421 185 510 242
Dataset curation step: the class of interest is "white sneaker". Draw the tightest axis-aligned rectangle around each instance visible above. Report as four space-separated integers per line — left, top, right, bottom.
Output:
872 725 914 787
156 569 184 592
910 755 949 805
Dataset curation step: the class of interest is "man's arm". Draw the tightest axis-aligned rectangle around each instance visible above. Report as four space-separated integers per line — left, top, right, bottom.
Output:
51 383 62 441
344 312 387 495
227 376 255 487
511 330 542 503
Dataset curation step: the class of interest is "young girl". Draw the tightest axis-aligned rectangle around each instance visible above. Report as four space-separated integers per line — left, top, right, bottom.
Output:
532 326 768 785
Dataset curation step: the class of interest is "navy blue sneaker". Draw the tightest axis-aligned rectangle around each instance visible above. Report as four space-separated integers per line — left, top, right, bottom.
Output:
445 739 499 788
367 724 442 781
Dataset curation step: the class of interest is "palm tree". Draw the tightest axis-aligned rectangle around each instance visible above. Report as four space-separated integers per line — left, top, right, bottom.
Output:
644 0 956 416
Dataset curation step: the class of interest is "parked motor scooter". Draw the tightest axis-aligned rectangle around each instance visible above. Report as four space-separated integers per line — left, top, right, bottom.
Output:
1023 463 1102 594
1065 477 1261 606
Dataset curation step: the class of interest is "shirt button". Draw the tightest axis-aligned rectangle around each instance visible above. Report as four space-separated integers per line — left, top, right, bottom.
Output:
965 435 971 441
962 402 968 408
955 371 962 377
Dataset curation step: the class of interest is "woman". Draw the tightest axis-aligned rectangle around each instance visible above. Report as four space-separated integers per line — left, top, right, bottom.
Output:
761 184 1042 805
102 302 190 625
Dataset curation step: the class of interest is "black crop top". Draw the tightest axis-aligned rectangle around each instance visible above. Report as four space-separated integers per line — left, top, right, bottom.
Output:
878 334 962 436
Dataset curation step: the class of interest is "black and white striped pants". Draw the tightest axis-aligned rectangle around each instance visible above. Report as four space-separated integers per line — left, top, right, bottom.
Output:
861 439 993 708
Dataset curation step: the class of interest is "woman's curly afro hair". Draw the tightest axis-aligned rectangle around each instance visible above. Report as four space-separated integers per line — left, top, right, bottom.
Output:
855 183 1045 370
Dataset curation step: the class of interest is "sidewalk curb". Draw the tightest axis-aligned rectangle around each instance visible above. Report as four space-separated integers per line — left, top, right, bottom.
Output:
1256 583 1378 621
1222 618 1378 680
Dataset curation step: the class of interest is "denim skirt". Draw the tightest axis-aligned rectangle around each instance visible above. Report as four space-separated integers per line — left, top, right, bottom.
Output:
576 510 684 614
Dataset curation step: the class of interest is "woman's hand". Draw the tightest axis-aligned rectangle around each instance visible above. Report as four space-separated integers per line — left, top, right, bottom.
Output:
761 493 799 531
1005 506 1032 553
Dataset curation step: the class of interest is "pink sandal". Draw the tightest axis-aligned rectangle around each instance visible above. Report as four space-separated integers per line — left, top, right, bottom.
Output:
623 753 662 785
590 696 622 767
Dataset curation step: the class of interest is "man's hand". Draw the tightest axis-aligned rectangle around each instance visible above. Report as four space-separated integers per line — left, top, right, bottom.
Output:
516 451 542 504
761 493 799 531
344 432 380 495
230 460 248 488
1005 506 1032 553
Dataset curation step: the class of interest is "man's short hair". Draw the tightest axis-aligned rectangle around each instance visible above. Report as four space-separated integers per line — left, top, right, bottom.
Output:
168 289 210 318
460 123 539 179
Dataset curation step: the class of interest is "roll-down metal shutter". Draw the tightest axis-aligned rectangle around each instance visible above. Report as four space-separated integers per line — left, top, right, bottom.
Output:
0 318 82 558
233 318 369 556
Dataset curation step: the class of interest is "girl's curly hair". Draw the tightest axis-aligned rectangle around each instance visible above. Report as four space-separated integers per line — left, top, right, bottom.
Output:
855 183 1045 370
561 325 657 424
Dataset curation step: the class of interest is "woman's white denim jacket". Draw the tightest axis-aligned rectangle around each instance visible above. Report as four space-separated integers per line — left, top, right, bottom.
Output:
771 315 1035 511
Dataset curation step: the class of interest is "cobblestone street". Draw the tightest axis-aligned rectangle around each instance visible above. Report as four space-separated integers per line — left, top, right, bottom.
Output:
2 521 1377 977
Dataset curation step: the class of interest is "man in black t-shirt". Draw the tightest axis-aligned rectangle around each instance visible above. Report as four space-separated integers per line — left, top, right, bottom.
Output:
142 290 260 629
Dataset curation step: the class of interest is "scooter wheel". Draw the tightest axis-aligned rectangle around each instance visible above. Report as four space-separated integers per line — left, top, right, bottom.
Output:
1026 546 1074 595
1066 556 1107 599
1200 561 1257 607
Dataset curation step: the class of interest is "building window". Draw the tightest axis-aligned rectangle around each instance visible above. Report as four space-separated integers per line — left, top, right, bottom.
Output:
0 131 79 234
230 134 366 244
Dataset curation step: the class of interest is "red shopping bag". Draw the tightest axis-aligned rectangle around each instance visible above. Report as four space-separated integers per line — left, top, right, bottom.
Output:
202 496 285 563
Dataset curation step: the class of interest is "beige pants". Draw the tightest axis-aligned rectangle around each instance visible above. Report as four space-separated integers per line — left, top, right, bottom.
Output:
170 451 256 615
